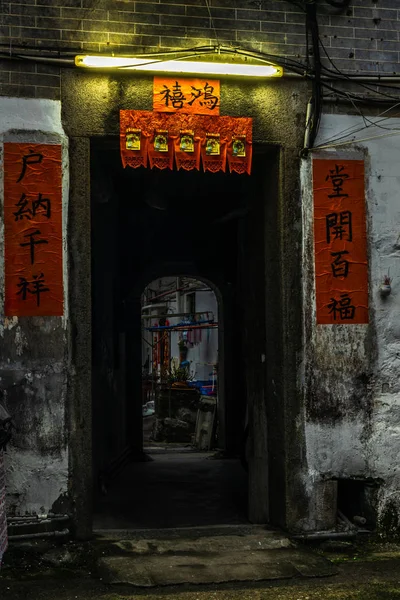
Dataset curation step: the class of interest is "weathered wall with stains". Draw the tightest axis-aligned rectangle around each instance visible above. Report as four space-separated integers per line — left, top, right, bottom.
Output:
62 70 310 534
301 114 400 532
0 97 69 516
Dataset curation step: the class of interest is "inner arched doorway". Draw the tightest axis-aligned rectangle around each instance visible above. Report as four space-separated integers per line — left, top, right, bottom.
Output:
141 276 221 452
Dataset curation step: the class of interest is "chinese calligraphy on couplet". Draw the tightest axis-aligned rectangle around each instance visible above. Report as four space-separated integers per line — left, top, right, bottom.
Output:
313 159 368 324
4 143 63 316
153 77 220 115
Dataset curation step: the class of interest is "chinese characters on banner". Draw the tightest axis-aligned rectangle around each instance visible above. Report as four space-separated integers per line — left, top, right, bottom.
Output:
313 159 368 324
4 143 63 316
153 77 220 115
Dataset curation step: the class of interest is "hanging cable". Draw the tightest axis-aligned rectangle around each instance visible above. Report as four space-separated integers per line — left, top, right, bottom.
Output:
302 0 323 153
325 0 350 9
204 0 221 48
313 129 400 151
318 35 400 101
313 101 400 148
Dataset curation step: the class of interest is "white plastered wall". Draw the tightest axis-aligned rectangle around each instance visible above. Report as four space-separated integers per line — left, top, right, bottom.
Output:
0 97 69 515
301 114 400 531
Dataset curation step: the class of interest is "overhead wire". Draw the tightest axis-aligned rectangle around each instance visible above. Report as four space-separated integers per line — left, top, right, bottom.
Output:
304 0 323 149
204 0 221 48
313 129 400 150
313 101 400 148
318 35 400 101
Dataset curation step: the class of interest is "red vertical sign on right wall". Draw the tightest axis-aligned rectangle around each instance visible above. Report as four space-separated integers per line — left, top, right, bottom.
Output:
313 159 369 324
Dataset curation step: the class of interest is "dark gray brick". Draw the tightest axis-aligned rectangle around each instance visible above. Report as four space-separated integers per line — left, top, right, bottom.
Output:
35 85 60 100
135 23 182 37
36 17 82 30
160 15 211 28
36 63 60 75
108 11 160 25
10 26 62 40
63 30 109 43
187 6 235 19
264 22 304 34
2 14 36 26
112 1 135 12
330 37 376 50
285 11 306 25
236 30 284 44
237 8 285 22
354 7 398 20
9 0 36 5
319 26 355 39
162 0 208 5
376 39 399 52
356 49 399 62
62 7 108 19
218 18 261 31
10 5 61 17
82 42 101 51
0 83 37 97
137 3 185 16
107 32 161 46
10 71 59 87
356 27 397 41
159 35 212 48
0 70 10 84
5 60 37 73
37 0 82 6
1 0 399 96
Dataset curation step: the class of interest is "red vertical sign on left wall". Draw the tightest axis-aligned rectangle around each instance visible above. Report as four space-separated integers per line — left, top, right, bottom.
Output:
4 143 63 316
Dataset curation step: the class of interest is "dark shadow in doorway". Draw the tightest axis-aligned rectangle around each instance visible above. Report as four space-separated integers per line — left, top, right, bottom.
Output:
94 451 248 530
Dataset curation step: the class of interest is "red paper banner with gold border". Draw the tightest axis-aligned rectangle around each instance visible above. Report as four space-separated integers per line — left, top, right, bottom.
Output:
148 130 174 170
313 158 368 324
153 77 220 115
120 111 252 174
4 143 63 316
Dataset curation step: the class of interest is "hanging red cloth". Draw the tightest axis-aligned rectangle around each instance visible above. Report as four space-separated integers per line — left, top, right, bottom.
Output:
120 111 252 174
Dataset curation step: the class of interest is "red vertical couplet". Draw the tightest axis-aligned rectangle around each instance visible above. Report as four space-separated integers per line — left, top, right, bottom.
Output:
4 143 63 316
313 158 368 324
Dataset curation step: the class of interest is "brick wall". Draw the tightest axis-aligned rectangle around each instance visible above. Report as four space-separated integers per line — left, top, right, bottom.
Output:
0 0 399 100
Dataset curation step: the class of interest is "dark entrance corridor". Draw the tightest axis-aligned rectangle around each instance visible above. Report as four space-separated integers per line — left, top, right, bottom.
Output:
90 139 277 529
94 451 248 530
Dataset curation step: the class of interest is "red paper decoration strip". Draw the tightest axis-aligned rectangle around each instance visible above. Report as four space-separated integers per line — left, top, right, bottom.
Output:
227 138 253 175
201 138 227 173
120 111 252 174
313 159 368 324
174 135 201 171
3 143 64 317
148 131 174 170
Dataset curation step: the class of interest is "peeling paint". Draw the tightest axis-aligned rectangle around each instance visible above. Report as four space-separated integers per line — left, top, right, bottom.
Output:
301 114 400 532
0 97 69 516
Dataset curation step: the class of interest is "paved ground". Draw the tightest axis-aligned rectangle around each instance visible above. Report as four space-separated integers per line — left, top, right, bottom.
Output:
94 451 248 529
1 532 400 599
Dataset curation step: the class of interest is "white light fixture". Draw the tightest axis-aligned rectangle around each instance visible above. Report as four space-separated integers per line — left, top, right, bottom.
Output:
75 55 283 77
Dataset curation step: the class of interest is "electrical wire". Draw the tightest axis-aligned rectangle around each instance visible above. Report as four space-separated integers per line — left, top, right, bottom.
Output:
304 0 323 148
318 35 400 102
204 0 221 48
313 101 400 148
0 43 308 76
319 79 400 104
313 129 400 151
325 0 350 8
